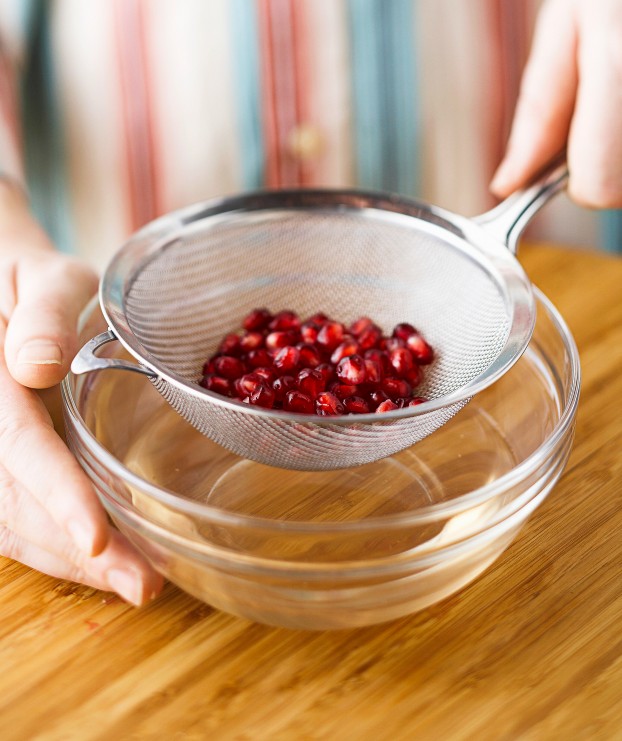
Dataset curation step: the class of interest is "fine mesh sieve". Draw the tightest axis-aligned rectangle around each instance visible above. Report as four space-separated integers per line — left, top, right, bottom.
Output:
72 160 568 470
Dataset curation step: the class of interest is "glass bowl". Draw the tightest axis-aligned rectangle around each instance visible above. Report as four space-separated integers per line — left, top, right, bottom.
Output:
62 289 580 629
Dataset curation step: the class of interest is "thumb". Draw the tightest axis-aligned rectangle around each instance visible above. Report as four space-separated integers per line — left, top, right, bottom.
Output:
491 0 578 197
4 254 99 388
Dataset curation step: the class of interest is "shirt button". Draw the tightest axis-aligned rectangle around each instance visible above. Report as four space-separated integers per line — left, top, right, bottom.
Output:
287 124 323 160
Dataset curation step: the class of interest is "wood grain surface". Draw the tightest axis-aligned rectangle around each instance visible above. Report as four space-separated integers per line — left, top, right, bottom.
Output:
1 243 621 741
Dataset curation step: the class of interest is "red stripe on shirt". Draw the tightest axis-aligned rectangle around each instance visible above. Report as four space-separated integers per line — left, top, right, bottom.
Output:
258 0 280 187
258 0 302 187
488 0 535 180
113 0 158 231
291 1 317 186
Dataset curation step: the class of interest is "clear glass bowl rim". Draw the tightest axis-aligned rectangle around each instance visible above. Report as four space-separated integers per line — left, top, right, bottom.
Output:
61 288 580 532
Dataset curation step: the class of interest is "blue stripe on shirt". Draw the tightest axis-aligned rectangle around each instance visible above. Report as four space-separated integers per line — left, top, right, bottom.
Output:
347 0 419 196
21 0 74 253
600 210 622 253
229 0 264 190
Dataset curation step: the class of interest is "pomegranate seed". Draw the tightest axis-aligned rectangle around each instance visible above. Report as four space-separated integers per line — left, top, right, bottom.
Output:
330 338 360 364
297 343 322 368
316 363 335 385
272 375 297 402
284 390 314 414
315 391 345 416
317 321 345 350
253 366 277 384
329 382 358 400
249 383 276 409
389 347 414 377
235 372 263 397
380 336 405 352
358 326 382 350
364 348 392 374
266 330 298 352
349 316 375 336
200 374 232 396
392 322 417 341
246 348 273 369
364 358 384 385
243 308 272 331
269 310 301 332
297 368 326 398
307 312 330 325
405 365 423 387
213 355 245 380
273 345 301 372
382 378 412 400
300 321 320 344
343 396 371 414
406 333 435 364
368 389 389 409
239 331 264 352
375 399 399 413
201 308 435 417
336 354 367 385
217 333 241 356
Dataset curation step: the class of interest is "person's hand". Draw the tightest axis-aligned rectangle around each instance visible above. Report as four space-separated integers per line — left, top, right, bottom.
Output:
491 0 622 208
0 178 163 604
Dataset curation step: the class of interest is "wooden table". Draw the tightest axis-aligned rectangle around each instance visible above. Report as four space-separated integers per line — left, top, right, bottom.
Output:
1 243 621 741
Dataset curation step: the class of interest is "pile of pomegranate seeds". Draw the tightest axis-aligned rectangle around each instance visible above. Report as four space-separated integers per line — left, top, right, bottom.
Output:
199 309 434 416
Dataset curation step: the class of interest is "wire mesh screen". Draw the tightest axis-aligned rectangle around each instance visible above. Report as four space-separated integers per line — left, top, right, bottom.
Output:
125 209 511 402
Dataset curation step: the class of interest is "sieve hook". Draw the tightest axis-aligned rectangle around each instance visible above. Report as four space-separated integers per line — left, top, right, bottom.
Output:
473 154 568 254
71 329 157 378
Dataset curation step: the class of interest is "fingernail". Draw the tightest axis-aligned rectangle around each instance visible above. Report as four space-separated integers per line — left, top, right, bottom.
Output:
490 150 519 191
490 169 510 194
17 340 62 366
66 518 96 555
106 569 143 606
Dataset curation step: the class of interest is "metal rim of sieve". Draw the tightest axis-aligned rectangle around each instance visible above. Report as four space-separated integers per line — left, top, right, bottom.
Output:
81 158 567 426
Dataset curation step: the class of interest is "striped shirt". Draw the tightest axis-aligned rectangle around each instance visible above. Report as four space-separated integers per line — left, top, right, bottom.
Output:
0 0 619 269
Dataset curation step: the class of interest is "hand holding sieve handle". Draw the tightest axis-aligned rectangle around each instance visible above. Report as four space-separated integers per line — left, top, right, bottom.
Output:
474 153 569 254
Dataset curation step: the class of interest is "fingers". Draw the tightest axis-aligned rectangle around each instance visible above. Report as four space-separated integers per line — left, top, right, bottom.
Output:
0 321 163 603
0 183 161 605
0 465 163 604
0 506 163 605
492 0 622 208
566 0 622 207
0 531 143 602
0 345 109 557
4 253 98 389
491 0 578 197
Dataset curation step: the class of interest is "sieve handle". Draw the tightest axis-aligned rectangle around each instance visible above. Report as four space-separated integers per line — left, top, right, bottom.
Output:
473 153 569 254
71 330 157 378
